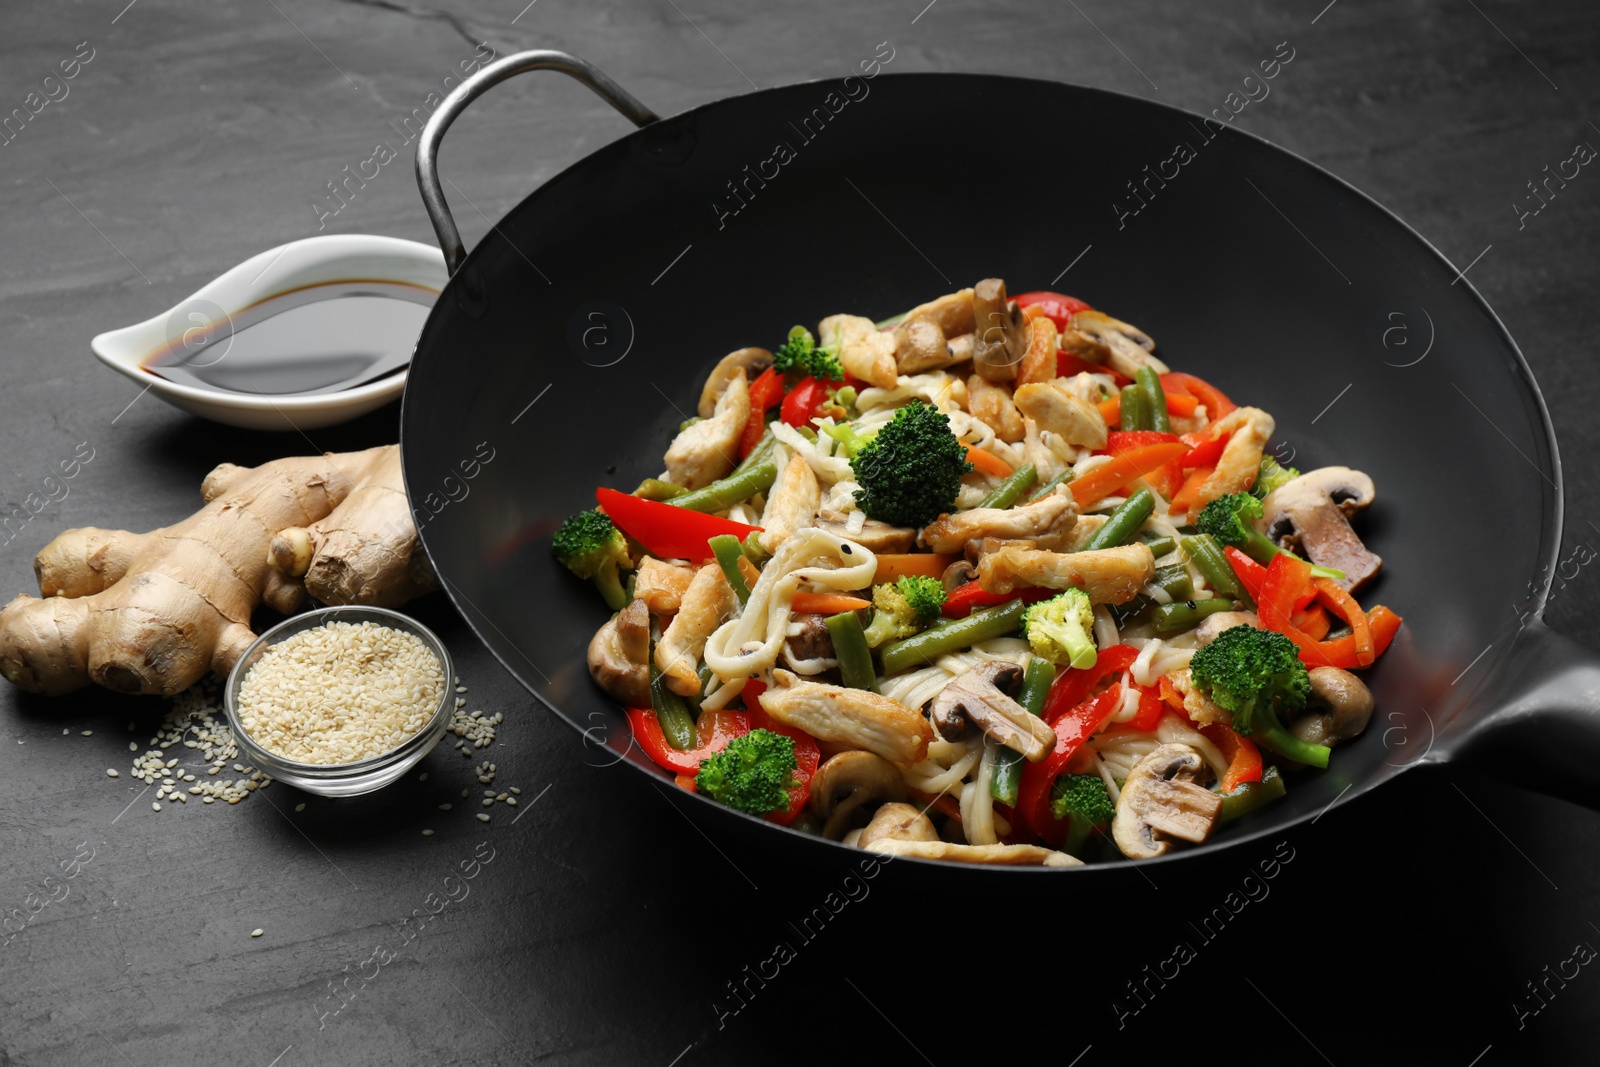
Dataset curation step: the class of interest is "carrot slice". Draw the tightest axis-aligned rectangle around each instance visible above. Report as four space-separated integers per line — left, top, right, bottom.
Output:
965 445 1015 479
1159 675 1186 712
1313 577 1374 666
1166 464 1215 515
1098 393 1196 428
873 553 957 583
789 592 872 615
1069 442 1188 507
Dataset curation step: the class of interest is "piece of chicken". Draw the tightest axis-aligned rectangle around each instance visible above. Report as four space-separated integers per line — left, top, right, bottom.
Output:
920 484 1077 554
1169 667 1228 727
1061 310 1169 380
965 373 1025 443
819 314 898 389
977 542 1154 604
1187 406 1274 512
1015 317 1061 387
1013 380 1109 450
759 453 820 553
634 558 695 615
655 563 737 696
664 371 749 490
759 669 932 767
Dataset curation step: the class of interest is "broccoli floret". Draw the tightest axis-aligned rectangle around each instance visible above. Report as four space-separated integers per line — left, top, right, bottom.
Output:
552 510 630 610
1187 625 1329 767
695 729 798 815
1195 492 1284 565
773 325 843 383
1253 455 1300 498
863 575 947 647
850 402 973 528
1021 588 1097 669
1050 772 1115 855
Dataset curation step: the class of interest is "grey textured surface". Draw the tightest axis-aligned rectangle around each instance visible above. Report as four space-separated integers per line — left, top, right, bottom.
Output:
1 1 1598 1064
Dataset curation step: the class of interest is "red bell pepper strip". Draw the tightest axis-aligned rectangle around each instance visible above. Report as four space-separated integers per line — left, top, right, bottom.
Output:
1179 431 1229 470
1160 372 1237 421
1313 577 1375 666
748 703 820 825
739 367 785 458
1070 441 1188 508
1200 723 1263 792
1223 546 1269 604
1095 430 1181 455
780 375 831 428
1159 674 1185 712
597 487 761 561
625 706 751 776
1019 685 1123 843
1290 604 1331 641
1014 290 1092 331
1313 606 1403 668
1126 685 1166 731
1041 644 1139 721
941 581 1055 619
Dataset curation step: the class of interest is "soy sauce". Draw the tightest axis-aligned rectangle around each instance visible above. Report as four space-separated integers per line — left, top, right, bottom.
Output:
141 280 437 396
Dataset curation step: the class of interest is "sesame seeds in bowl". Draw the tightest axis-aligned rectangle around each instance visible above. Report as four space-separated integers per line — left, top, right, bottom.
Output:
224 606 455 797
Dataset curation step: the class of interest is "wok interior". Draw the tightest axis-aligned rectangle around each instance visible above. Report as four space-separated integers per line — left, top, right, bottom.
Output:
401 74 1560 862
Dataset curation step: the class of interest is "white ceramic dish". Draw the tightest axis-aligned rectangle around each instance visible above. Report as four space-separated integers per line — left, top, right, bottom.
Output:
91 234 446 431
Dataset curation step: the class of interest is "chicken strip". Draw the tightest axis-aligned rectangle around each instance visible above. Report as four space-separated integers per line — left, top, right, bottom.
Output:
655 563 737 696
977 542 1155 604
819 314 897 389
664 371 749 490
1013 379 1109 450
1189 406 1274 511
863 838 1081 866
920 484 1077 554
634 557 695 615
759 453 820 553
965 373 1025 443
759 669 932 766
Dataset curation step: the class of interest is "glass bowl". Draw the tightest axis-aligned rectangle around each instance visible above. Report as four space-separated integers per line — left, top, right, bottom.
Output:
223 605 455 797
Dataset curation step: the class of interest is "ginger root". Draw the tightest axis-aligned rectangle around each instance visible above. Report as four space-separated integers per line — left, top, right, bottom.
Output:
0 445 432 697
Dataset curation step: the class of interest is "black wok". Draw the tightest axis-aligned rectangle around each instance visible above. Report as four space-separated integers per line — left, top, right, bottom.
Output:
398 50 1600 876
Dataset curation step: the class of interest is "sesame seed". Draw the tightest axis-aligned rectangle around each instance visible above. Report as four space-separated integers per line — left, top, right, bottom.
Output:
152 802 161 812
476 813 490 823
81 730 93 737
295 803 305 813
106 769 119 777
439 803 452 811
418 773 428 782
510 787 521 795
250 928 264 938
506 797 517 806
422 829 435 836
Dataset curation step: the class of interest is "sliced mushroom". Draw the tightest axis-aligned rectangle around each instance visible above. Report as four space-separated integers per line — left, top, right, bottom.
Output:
1193 611 1260 647
665 371 750 490
809 751 908 839
899 288 977 337
977 542 1155 604
856 801 940 848
971 278 1027 383
1291 666 1374 748
941 558 977 593
1111 743 1222 860
634 557 695 615
928 661 1058 760
1013 380 1110 450
818 314 898 389
863 835 1081 866
587 599 650 706
1186 407 1275 511
816 510 917 553
1260 467 1382 592
759 669 932 766
698 347 772 418
655 564 736 697
920 484 1077 555
965 372 1026 442
1061 310 1169 380
894 319 965 374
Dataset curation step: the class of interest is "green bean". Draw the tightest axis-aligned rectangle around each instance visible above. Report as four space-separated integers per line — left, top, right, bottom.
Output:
880 598 1027 677
649 660 696 750
668 440 778 513
1108 593 1154 628
1218 765 1287 825
684 664 714 719
634 478 686 501
1180 533 1252 608
825 610 879 693
1083 488 1155 551
991 657 1057 805
708 534 751 606
977 464 1037 510
1026 469 1074 503
1141 534 1176 560
740 531 770 565
1152 597 1235 634
1120 384 1149 431
1137 366 1170 434
1153 563 1194 600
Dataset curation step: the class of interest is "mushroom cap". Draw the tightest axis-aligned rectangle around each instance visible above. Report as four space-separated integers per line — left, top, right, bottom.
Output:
1292 666 1375 747
697 347 772 418
1111 743 1223 860
971 278 1025 382
586 599 650 707
928 660 1023 738
809 750 908 839
857 801 939 848
1261 466 1376 527
1260 466 1382 592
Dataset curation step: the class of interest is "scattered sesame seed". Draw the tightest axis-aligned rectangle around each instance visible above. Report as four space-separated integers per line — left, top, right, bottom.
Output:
422 829 435 836
129 742 138 752
152 802 161 812
506 797 517 806
439 803 452 811
510 787 522 795
250 928 264 938
418 772 428 782
461 789 469 798
81 730 93 737
106 769 119 777
476 813 490 823
295 803 306 812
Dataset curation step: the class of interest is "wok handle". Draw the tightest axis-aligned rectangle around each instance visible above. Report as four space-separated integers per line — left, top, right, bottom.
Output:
1435 618 1600 808
415 50 659 275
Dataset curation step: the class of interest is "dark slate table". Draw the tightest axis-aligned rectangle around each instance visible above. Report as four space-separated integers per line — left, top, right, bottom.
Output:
2 1 1598 1064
